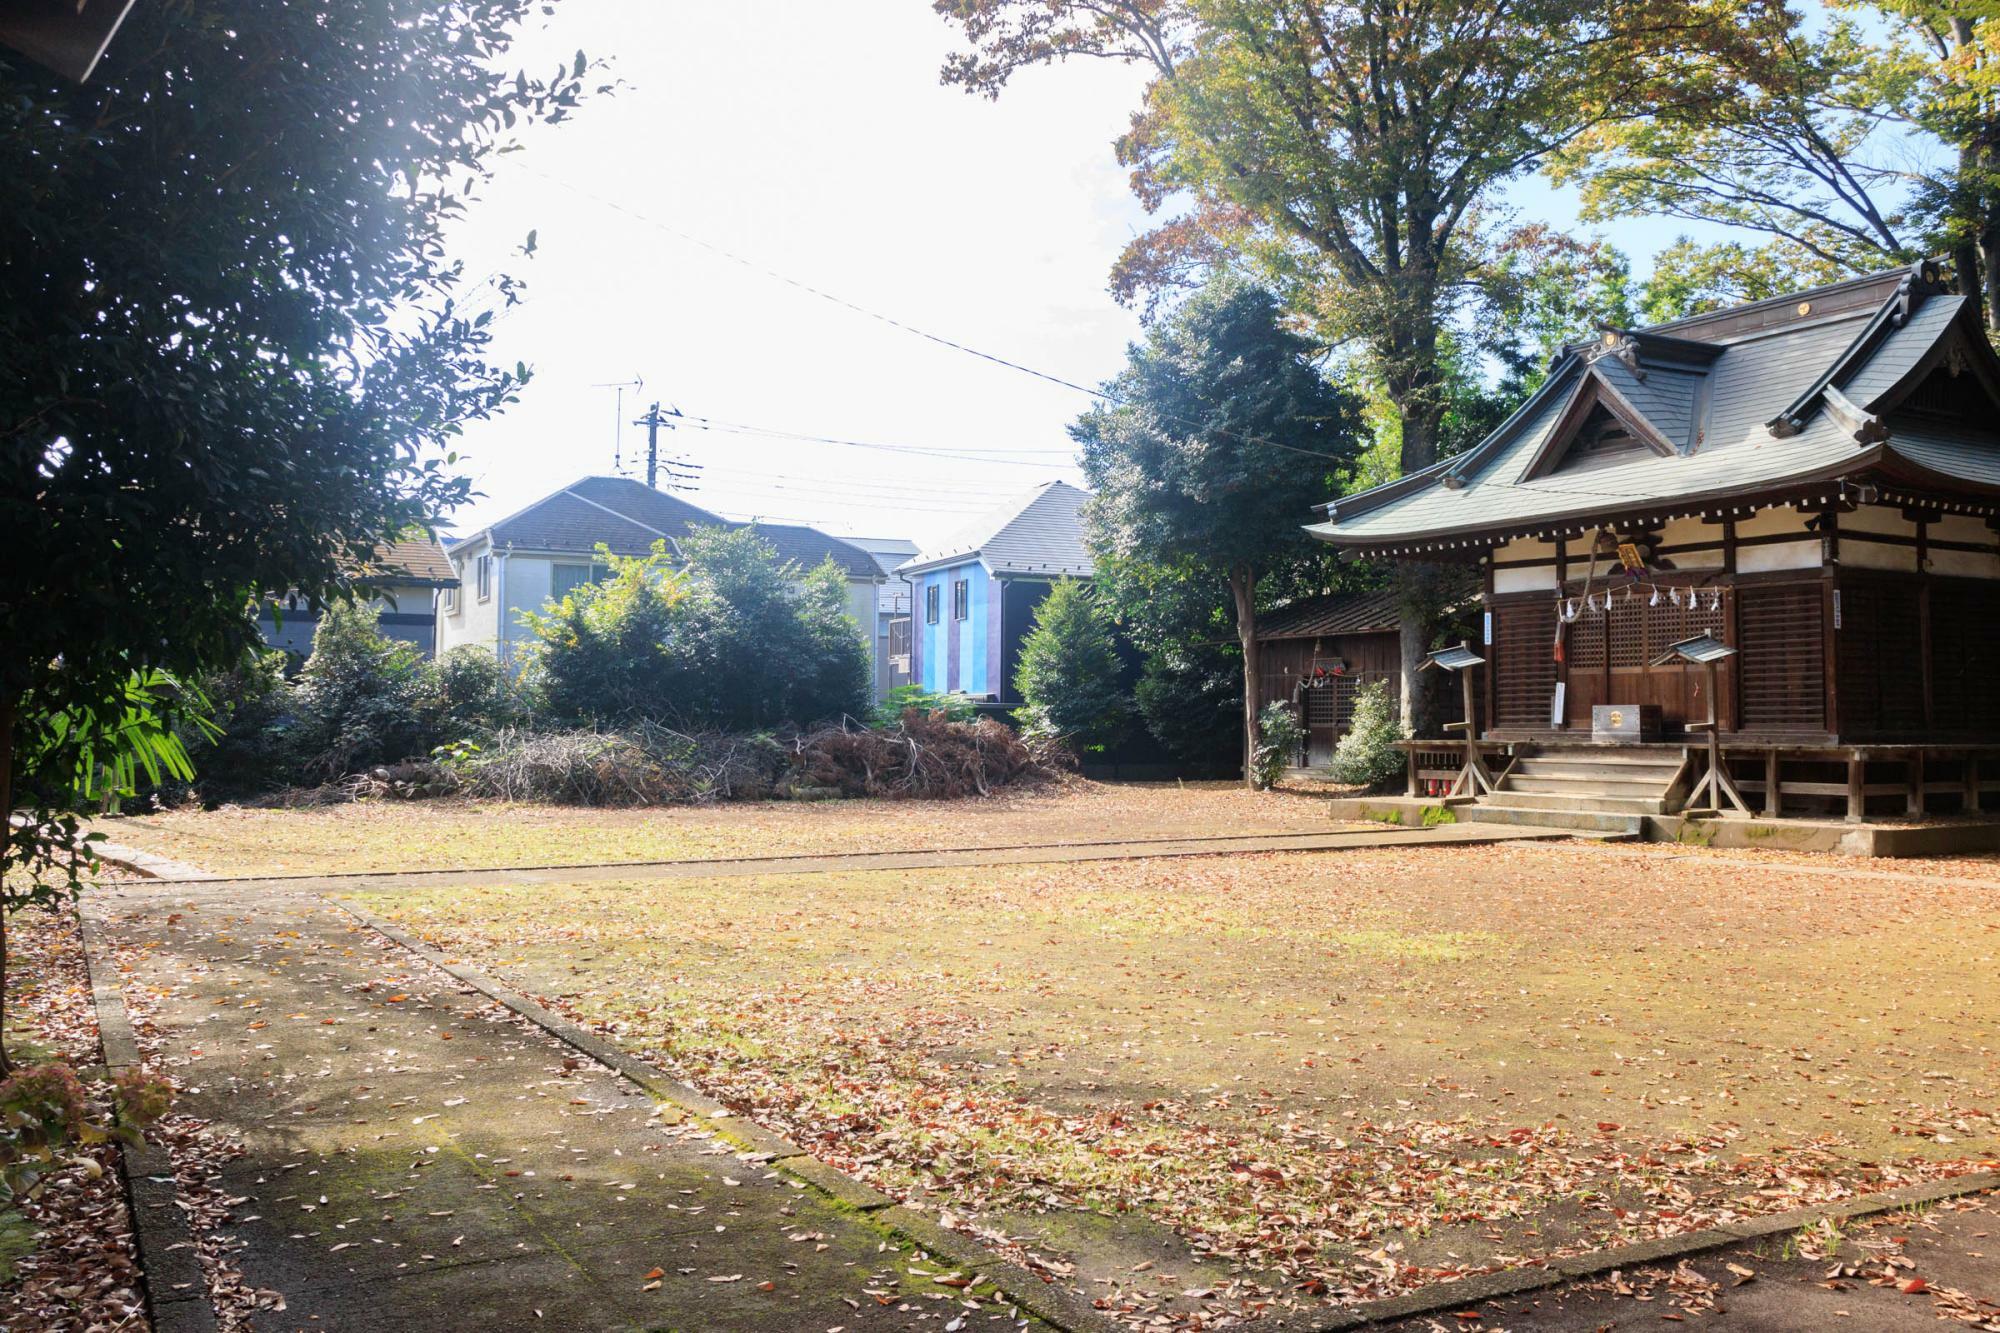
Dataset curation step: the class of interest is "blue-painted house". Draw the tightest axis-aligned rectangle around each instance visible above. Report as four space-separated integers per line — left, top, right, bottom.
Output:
896 481 1094 703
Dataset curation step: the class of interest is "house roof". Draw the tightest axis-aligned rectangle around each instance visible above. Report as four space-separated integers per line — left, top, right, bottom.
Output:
1309 262 2000 552
898 480 1094 578
356 536 457 588
451 475 881 579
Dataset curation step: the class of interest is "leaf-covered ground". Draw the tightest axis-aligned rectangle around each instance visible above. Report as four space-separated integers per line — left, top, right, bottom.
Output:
91 780 1348 877
351 838 2000 1327
0 901 148 1332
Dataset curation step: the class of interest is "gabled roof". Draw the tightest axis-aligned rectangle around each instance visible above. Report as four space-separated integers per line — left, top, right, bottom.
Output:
898 480 1094 578
357 536 458 588
451 476 881 579
1311 262 2000 552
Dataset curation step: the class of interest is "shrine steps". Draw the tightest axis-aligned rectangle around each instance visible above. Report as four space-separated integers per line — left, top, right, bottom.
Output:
1462 745 1689 829
1456 803 1646 836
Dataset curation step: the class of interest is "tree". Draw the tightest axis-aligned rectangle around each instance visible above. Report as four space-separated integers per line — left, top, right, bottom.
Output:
519 543 697 725
673 528 872 732
1014 579 1131 752
1552 1 2000 330
1094 554 1243 766
0 0 598 1068
1074 276 1362 787
286 604 445 782
936 0 1725 474
519 530 872 732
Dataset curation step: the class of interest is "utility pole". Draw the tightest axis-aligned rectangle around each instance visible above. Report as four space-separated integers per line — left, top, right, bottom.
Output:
631 401 699 491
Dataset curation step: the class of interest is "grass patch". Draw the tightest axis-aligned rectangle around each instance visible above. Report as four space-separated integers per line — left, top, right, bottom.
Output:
347 836 2000 1313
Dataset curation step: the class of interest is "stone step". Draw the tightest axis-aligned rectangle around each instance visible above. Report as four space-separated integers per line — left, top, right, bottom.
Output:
1480 790 1668 814
1460 804 1647 835
1503 774 1671 797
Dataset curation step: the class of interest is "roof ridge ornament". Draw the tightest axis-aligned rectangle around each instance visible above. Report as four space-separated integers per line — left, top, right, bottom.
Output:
1585 328 1646 381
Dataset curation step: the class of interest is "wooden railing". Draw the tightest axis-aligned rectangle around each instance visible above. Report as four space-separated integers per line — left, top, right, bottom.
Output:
1396 739 1515 802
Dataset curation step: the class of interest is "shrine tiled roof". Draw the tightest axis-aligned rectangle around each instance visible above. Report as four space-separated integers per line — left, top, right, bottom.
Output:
1309 264 2000 552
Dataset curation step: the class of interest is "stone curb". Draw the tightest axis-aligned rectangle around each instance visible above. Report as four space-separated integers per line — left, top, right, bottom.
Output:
75 910 220 1333
1303 1168 2000 1331
333 899 1120 1332
90 839 211 882
89 823 1569 889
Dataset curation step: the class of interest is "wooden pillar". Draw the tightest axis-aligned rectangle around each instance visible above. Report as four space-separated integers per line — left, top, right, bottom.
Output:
1908 749 1925 817
1847 753 1866 823
1764 748 1782 818
1406 746 1419 798
1967 756 1981 814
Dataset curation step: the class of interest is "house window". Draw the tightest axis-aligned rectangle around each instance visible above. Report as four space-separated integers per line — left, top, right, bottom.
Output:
442 584 458 614
951 579 970 621
550 562 604 599
925 584 941 625
475 555 492 601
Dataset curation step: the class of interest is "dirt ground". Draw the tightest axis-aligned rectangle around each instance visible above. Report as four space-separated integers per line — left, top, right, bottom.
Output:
93 780 1349 876
335 836 2000 1325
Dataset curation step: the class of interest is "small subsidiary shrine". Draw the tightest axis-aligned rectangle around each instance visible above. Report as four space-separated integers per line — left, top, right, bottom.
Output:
1308 262 2000 822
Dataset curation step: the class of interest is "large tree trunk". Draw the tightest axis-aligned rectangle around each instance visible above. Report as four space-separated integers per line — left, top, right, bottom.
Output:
1230 566 1260 790
1394 564 1450 739
0 693 15 1076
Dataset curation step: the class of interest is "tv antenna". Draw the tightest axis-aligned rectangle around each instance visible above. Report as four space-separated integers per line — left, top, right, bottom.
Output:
590 375 645 474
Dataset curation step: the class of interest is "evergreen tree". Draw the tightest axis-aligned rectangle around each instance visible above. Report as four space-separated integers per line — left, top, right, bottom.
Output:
1013 579 1130 752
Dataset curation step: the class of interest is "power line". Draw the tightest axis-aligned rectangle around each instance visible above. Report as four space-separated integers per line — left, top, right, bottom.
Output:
676 413 1081 470
512 164 1357 467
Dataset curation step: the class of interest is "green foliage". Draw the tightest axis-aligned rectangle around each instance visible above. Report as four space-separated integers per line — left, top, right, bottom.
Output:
1094 554 1242 765
1249 701 1304 790
518 543 694 724
0 0 602 891
521 529 871 732
1013 579 1130 752
939 0 1709 471
1328 681 1408 789
287 604 446 782
184 651 294 799
1550 1 2000 327
1076 275 1363 778
873 685 979 727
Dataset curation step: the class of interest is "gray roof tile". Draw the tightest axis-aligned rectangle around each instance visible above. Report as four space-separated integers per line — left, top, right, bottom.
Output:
901 480 1094 578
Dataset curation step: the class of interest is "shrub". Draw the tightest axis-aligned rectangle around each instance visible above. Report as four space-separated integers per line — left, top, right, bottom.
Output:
518 543 697 724
183 649 293 799
1250 700 1303 790
1013 578 1129 753
1328 680 1406 788
0 1061 171 1204
434 645 519 736
872 684 977 727
285 602 442 780
520 530 870 731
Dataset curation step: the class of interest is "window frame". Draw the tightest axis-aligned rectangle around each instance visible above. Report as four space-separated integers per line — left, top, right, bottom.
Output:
475 554 492 602
441 583 459 615
550 561 604 600
925 584 941 625
951 579 970 621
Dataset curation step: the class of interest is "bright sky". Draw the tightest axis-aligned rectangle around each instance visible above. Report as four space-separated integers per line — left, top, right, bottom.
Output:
442 3 1710 551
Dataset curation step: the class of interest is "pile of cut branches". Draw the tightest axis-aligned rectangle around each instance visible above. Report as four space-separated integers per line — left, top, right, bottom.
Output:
793 708 1046 799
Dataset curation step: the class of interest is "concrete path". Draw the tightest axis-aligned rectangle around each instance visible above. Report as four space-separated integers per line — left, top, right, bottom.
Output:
89 879 1046 1331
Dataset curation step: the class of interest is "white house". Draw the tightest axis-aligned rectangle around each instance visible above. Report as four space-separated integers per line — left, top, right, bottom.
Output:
842 535 920 697
435 475 886 678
